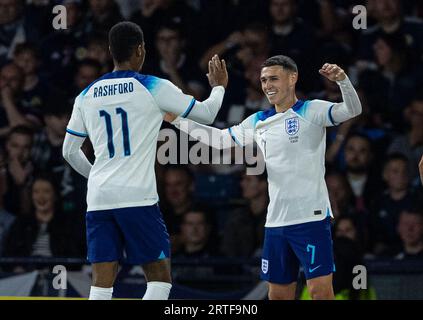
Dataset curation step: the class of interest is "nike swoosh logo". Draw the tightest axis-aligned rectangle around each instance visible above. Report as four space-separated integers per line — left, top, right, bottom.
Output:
308 265 322 273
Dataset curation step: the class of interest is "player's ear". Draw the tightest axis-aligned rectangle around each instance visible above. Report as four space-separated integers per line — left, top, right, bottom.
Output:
289 72 298 88
137 43 145 57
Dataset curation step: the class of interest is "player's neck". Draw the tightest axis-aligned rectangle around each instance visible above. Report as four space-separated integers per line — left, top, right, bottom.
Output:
275 95 298 113
113 62 139 72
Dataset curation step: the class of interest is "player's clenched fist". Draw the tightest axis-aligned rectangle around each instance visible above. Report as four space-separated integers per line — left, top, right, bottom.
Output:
207 54 228 88
319 63 346 82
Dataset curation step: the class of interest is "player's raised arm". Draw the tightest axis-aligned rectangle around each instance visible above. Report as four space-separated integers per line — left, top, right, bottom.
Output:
155 55 228 125
419 155 423 186
318 63 362 123
163 112 255 150
62 96 92 178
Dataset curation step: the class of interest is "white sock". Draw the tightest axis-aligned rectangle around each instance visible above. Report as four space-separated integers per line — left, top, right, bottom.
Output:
89 286 113 300
142 281 172 300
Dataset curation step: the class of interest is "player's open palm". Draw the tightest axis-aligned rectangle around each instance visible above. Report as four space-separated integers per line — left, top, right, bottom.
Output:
319 63 346 82
207 54 228 88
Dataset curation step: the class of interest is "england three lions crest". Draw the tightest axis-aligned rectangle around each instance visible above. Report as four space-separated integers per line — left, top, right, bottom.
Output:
285 117 299 136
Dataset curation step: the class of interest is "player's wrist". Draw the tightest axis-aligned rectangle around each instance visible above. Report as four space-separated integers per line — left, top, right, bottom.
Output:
336 74 349 85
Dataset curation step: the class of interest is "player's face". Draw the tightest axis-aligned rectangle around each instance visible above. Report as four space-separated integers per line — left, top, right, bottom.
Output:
6 133 32 164
260 66 296 107
32 179 56 213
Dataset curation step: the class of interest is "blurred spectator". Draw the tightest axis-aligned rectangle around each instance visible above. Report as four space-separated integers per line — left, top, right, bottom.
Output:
388 94 423 185
173 207 218 258
161 165 195 252
395 203 423 260
69 59 102 98
220 171 268 258
370 154 416 255
0 63 42 137
32 93 71 172
358 33 423 130
2 125 34 216
342 133 383 249
84 34 112 74
32 91 87 218
0 0 37 65
40 0 86 87
144 22 206 100
343 133 382 213
325 171 355 219
358 0 423 66
130 0 199 57
3 173 83 268
266 0 317 92
12 42 49 115
0 159 15 256
82 0 123 37
200 23 270 76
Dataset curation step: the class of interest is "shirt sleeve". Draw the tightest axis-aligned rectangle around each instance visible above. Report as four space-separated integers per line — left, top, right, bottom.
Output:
228 113 256 146
149 77 224 124
299 99 337 127
66 95 88 137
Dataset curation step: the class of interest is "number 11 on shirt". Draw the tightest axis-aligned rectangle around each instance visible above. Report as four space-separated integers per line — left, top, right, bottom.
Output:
99 107 131 158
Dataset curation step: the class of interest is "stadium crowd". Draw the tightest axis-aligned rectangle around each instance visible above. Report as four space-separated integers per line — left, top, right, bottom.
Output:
0 0 423 296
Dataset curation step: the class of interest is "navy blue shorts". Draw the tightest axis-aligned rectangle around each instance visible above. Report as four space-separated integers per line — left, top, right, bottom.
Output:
86 204 170 265
261 217 335 284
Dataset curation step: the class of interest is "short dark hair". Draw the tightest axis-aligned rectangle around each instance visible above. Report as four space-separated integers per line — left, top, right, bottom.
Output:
261 55 298 73
13 42 40 59
7 125 34 142
109 22 144 63
383 152 409 169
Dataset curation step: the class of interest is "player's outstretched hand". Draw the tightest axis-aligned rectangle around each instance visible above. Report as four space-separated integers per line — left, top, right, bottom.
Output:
319 63 346 82
419 155 423 185
163 112 177 123
207 54 228 88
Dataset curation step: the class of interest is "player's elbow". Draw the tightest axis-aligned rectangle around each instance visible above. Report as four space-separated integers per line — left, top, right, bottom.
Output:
62 147 72 163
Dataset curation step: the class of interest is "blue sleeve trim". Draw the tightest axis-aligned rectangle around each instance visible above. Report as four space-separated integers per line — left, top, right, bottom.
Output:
181 98 196 118
228 127 242 146
66 128 88 138
328 104 337 126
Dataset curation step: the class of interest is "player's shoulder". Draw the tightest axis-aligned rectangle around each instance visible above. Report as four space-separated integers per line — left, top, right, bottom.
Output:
255 106 276 122
131 73 174 94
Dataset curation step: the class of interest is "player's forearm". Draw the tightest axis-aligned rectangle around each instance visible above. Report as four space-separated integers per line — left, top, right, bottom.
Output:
172 116 234 150
62 134 92 178
331 76 362 122
185 86 225 124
